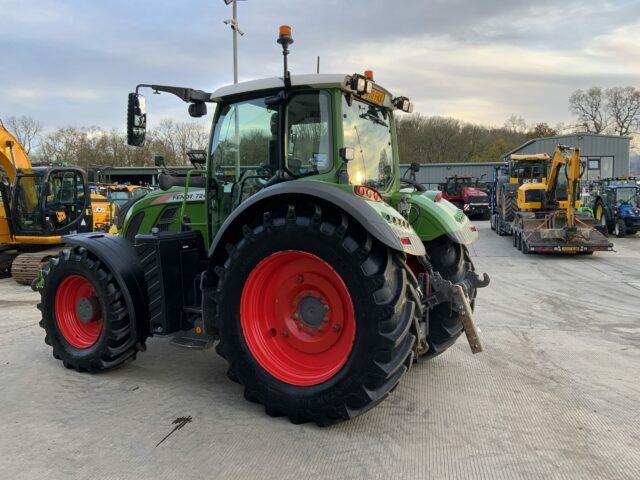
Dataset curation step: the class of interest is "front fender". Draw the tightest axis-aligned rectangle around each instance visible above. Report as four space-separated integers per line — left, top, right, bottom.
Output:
404 191 478 244
208 180 426 259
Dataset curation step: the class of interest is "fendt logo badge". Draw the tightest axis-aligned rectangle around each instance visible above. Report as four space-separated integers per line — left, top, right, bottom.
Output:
152 192 206 205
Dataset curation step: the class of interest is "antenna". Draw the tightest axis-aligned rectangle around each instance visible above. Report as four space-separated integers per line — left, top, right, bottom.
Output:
317 56 320 74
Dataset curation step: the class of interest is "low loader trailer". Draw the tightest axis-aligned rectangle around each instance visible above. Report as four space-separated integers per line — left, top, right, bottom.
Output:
494 145 612 254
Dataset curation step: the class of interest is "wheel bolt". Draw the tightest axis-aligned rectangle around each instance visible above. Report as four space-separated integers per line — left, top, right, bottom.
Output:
282 329 289 337
291 301 297 307
293 312 299 319
333 324 341 332
298 275 304 284
323 305 329 311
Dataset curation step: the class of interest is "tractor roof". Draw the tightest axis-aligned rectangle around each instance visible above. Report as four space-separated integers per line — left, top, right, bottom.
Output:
509 153 550 161
210 74 394 108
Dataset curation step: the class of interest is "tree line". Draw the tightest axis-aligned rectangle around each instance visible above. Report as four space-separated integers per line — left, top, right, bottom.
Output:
2 85 637 168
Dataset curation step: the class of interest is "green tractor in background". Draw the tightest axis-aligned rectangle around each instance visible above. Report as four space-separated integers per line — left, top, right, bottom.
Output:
36 26 489 425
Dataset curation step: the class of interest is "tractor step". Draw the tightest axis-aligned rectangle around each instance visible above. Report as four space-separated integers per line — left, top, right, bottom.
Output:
170 331 215 350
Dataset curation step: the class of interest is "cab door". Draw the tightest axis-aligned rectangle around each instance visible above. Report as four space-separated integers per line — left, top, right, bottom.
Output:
41 168 93 235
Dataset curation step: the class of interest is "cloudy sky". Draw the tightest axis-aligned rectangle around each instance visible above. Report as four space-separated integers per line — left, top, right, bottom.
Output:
1 0 639 130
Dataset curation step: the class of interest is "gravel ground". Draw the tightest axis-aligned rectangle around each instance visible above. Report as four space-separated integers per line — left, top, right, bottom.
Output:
1 221 639 480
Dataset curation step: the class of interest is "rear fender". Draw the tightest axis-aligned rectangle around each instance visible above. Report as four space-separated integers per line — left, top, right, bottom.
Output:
208 181 426 261
59 233 149 338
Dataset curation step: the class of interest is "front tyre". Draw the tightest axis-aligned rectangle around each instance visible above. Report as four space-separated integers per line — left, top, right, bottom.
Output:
421 236 476 360
38 247 147 372
212 203 419 425
614 219 626 238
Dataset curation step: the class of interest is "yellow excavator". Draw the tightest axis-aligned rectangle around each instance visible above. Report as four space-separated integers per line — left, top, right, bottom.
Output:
0 122 93 284
509 145 612 254
90 183 151 233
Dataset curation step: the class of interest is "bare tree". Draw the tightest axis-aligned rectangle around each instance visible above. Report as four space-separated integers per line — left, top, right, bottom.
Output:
4 116 43 154
568 87 607 133
504 115 528 134
606 86 640 136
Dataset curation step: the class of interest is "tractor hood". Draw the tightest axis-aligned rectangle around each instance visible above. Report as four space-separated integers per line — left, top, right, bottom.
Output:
463 187 488 197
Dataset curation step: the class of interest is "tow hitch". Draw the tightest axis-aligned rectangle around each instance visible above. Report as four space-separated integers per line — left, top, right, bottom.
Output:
422 269 490 354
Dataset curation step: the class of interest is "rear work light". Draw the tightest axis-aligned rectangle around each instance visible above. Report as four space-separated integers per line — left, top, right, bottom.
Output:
354 185 383 202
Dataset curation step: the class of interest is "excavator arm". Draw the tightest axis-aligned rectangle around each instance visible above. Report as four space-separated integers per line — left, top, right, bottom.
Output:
545 145 583 229
0 124 33 180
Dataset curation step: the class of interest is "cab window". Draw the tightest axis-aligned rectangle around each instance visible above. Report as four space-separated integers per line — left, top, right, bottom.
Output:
211 97 278 182
286 92 331 175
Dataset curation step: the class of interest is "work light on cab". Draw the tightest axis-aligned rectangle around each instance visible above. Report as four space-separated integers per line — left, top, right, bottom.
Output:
350 74 373 94
394 96 414 113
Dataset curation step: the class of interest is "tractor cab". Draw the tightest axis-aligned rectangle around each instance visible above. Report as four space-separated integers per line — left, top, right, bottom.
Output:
606 184 639 207
124 66 416 244
1 166 92 238
507 153 549 184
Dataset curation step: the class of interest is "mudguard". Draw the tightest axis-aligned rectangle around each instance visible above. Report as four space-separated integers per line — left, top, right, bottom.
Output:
407 191 479 244
59 233 150 338
209 180 426 259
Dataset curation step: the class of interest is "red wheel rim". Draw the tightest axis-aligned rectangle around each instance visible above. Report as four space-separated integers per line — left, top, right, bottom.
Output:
54 275 104 349
240 250 356 386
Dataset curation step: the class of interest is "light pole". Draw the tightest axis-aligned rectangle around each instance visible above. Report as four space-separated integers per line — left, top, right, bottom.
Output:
222 0 245 178
223 0 245 85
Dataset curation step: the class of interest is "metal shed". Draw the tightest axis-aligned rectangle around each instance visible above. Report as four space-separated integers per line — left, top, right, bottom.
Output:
400 162 502 187
504 133 631 181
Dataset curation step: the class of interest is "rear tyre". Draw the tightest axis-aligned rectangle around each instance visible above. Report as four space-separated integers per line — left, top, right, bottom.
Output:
501 192 517 223
421 236 475 360
212 203 418 425
38 246 147 372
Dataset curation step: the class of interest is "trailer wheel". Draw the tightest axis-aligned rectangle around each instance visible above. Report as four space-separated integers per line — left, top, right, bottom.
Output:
212 203 418 425
614 219 626 238
420 236 475 360
38 247 147 372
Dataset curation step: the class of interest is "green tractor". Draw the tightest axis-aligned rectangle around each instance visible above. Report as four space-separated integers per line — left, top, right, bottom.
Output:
36 27 488 425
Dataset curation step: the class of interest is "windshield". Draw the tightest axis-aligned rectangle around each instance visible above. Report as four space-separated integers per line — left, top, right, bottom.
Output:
342 96 394 190
512 161 547 181
615 187 639 205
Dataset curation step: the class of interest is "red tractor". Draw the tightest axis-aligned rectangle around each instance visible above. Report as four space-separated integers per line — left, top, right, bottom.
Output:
441 175 490 220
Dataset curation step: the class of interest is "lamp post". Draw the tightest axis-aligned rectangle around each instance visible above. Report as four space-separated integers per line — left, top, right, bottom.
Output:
222 0 245 85
222 0 245 178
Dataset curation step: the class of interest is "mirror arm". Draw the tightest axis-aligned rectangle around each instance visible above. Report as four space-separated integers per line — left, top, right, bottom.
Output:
136 84 213 103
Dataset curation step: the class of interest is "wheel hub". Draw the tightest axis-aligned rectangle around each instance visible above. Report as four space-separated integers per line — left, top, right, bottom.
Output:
296 293 328 329
54 274 104 349
76 296 101 323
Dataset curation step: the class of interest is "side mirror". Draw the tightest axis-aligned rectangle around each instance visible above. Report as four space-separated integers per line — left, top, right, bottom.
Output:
127 93 147 146
188 102 207 118
339 147 354 162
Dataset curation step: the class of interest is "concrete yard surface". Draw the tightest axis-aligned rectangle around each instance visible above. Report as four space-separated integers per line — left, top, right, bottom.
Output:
1 221 639 479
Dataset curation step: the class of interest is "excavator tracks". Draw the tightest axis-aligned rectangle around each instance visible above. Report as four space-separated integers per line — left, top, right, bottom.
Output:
11 248 63 285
